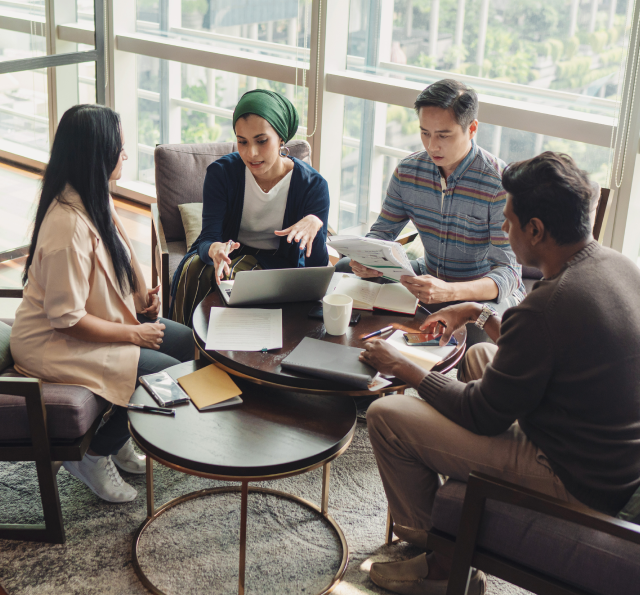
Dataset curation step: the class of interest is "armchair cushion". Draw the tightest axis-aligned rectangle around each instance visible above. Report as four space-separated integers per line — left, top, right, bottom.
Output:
0 320 12 373
178 203 204 252
0 376 108 441
432 479 640 595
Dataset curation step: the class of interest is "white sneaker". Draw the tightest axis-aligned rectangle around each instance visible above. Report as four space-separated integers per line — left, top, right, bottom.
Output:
113 438 147 474
63 455 138 503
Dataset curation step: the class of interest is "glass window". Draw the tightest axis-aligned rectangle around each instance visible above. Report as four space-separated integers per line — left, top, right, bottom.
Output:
0 29 49 159
135 0 311 66
337 97 612 233
346 0 634 119
129 56 309 187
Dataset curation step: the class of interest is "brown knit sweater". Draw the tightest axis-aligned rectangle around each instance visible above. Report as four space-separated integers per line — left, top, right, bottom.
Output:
419 241 640 515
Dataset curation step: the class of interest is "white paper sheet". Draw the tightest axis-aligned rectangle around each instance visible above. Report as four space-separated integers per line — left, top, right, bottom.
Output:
205 307 283 351
327 235 416 282
386 330 456 371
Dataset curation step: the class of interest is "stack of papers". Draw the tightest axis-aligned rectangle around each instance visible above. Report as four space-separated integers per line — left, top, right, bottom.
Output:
205 307 282 351
327 235 416 282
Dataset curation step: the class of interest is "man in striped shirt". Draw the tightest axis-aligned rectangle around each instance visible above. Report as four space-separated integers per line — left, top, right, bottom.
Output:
340 79 525 344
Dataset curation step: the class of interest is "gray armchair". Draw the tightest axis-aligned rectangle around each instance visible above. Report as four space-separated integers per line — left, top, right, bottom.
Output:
0 288 108 544
423 472 640 595
151 140 312 317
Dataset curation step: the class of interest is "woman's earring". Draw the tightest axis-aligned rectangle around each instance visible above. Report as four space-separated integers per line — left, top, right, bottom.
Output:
280 145 290 158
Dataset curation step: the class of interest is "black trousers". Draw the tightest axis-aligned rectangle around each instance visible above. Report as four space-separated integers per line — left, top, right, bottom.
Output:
89 314 194 457
334 256 510 348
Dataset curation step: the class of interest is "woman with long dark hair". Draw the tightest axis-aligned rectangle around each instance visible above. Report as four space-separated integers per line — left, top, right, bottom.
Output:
10 104 193 503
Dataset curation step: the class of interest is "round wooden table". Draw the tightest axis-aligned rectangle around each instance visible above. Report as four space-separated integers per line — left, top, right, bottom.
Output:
192 292 467 396
129 361 357 595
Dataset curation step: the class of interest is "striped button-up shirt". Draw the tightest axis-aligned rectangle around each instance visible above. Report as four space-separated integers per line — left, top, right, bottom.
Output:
367 140 525 307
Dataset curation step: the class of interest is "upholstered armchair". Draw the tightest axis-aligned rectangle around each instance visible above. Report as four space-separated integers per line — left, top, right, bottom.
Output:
0 288 108 544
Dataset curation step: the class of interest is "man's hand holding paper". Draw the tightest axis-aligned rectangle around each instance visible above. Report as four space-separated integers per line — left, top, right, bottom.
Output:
401 274 454 304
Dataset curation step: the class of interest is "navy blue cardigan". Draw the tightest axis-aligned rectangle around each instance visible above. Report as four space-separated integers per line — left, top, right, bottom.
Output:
169 153 330 314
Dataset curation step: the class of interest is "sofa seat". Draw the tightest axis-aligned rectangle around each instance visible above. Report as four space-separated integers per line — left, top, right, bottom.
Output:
432 479 640 595
0 370 107 441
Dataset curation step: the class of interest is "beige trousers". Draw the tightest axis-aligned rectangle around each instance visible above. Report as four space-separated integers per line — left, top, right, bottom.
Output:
367 343 580 531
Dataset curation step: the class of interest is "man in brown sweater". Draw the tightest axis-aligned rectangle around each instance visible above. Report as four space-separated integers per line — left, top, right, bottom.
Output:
360 152 640 595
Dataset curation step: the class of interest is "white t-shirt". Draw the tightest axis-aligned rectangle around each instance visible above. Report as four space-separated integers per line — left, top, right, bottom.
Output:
238 166 293 250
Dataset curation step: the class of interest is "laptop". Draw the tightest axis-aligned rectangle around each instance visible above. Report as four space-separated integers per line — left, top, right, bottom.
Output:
218 266 336 307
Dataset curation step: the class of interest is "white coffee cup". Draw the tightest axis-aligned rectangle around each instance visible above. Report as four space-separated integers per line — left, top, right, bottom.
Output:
323 293 353 336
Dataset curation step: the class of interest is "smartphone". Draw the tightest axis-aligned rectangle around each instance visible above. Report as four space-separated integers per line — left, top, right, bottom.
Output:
403 333 457 347
308 304 361 325
139 371 191 407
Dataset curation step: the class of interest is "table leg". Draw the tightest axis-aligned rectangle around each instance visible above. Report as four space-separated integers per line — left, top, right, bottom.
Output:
385 506 394 546
321 462 331 515
239 481 249 595
146 456 154 518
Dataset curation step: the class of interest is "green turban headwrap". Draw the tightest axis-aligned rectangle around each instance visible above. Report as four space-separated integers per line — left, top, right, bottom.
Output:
232 89 299 143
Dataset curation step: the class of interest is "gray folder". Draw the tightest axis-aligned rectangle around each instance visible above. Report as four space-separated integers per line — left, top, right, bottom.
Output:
281 337 377 389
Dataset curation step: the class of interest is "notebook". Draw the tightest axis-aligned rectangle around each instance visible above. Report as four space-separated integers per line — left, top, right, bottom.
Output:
281 337 377 389
330 274 418 315
177 365 243 411
386 330 457 371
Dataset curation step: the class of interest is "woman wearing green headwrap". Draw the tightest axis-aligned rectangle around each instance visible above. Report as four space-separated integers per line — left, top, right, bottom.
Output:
169 89 330 326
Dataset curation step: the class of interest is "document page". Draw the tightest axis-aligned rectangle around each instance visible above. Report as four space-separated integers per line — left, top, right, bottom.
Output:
333 275 382 310
327 235 416 282
386 330 455 371
376 284 418 314
205 307 282 351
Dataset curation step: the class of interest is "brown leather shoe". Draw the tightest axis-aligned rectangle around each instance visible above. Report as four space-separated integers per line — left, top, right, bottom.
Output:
393 524 431 549
370 553 487 595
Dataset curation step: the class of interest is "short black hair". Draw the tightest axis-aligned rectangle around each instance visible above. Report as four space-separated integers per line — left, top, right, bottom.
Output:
414 79 478 130
502 152 597 245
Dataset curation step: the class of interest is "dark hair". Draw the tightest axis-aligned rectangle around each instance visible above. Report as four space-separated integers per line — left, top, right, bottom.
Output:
502 151 595 245
414 79 478 130
23 104 137 295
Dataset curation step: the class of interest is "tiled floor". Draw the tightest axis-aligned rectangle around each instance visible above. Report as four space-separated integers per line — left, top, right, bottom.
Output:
0 160 152 319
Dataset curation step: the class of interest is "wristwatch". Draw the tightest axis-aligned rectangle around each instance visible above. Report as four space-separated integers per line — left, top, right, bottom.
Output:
475 304 497 330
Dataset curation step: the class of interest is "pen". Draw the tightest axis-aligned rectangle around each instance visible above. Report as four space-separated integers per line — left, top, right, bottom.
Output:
217 239 234 280
128 404 176 416
362 325 394 340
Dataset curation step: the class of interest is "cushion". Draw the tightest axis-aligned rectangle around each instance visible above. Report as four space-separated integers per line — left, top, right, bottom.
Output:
0 320 12 373
155 139 312 243
178 203 204 252
432 480 640 595
0 377 108 441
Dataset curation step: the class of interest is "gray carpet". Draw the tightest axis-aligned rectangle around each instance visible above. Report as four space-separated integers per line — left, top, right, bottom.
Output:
0 410 532 595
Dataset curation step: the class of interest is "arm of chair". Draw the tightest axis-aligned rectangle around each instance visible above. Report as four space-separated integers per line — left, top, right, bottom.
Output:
396 231 419 246
151 204 170 318
0 288 24 298
0 377 65 543
446 471 640 594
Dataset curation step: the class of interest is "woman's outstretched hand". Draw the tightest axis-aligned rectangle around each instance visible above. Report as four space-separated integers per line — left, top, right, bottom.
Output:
208 241 241 285
274 215 323 258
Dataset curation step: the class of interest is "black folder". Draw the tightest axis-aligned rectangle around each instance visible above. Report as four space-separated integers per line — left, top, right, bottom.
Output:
281 337 377 389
